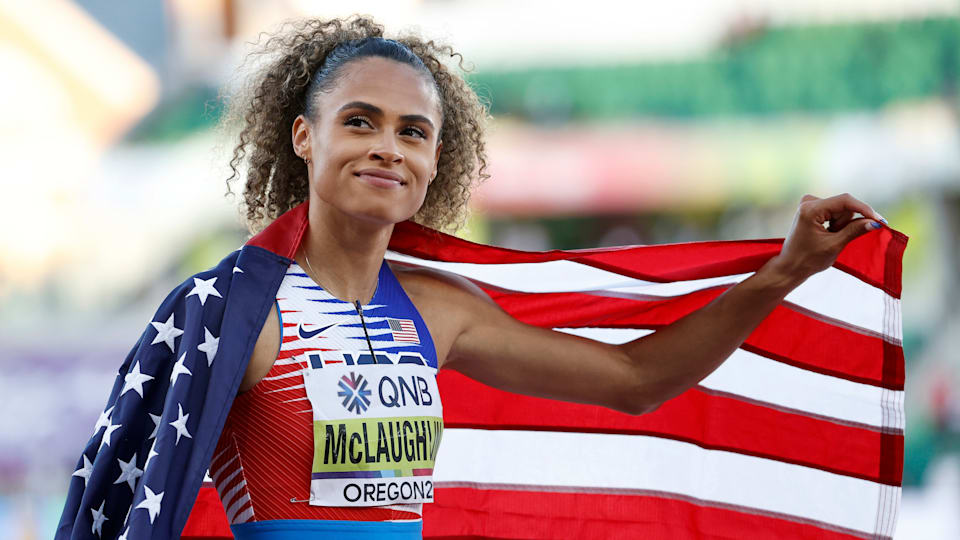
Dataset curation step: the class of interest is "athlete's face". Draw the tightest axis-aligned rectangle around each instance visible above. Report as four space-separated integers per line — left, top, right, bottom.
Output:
293 57 442 227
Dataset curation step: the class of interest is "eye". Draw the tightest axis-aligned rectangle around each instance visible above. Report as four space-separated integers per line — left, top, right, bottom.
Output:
401 126 426 139
344 115 372 128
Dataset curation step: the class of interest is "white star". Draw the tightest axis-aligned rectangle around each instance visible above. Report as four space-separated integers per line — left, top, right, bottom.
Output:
169 403 192 445
99 418 122 452
197 327 219 367
232 265 243 273
114 452 144 492
92 406 114 436
148 413 161 439
121 361 154 399
136 485 164 524
90 500 108 537
145 439 159 469
150 313 183 353
187 276 222 306
169 353 192 388
72 454 93 487
118 529 129 540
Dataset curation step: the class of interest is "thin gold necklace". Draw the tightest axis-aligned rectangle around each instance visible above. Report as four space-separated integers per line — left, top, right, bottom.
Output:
302 250 378 304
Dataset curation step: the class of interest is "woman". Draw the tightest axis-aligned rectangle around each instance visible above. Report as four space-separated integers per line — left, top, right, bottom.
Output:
58 15 886 540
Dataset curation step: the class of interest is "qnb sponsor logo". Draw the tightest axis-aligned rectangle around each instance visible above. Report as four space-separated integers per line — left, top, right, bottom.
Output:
307 351 427 369
379 375 433 408
337 372 372 414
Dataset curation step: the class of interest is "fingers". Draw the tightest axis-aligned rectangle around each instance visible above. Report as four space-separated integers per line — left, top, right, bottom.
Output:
812 193 883 223
838 216 883 245
827 210 855 232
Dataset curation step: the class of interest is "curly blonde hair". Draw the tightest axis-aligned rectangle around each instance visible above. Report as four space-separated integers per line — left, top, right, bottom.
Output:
222 16 490 233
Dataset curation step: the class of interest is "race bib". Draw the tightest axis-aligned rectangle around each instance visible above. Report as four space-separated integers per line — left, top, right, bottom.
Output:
301 353 443 507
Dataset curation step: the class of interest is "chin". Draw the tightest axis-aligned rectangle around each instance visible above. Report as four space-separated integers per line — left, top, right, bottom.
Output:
348 205 420 227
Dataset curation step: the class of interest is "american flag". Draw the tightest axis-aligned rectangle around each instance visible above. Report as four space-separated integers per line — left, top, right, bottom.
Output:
388 317 420 343
56 235 289 539
59 201 906 539
384 220 907 540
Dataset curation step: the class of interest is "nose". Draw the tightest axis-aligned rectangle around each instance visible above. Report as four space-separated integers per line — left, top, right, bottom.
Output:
368 134 404 164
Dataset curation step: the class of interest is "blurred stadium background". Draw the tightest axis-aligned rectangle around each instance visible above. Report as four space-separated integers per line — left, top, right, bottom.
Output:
1 0 958 537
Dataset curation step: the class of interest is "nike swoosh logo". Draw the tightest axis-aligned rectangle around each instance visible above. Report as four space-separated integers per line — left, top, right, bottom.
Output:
298 322 339 340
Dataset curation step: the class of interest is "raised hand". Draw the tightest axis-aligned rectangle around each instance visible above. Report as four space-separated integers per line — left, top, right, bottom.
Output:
766 193 885 284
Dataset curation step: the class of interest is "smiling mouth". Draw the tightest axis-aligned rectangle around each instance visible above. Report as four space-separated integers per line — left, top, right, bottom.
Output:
354 170 406 187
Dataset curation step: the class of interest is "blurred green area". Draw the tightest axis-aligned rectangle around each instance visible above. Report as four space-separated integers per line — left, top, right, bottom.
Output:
471 17 960 120
127 16 960 143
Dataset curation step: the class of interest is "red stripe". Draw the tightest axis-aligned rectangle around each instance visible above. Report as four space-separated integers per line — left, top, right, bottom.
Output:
390 220 906 298
438 371 902 486
485 287 903 389
181 485 231 539
423 487 869 540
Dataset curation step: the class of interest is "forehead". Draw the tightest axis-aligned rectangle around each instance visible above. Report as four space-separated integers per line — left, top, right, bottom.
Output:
318 57 441 120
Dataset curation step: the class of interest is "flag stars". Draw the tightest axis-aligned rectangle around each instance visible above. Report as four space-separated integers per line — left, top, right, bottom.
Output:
232 265 243 273
92 406 114 437
121 361 154 399
197 327 219 367
187 276 222 306
90 500 108 537
72 454 93 487
169 403 192 445
145 439 159 470
148 413 161 440
99 418 122 452
170 353 192 388
136 485 164 524
150 313 183 353
114 453 144 492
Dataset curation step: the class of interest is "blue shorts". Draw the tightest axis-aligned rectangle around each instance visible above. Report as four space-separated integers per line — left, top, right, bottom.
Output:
230 519 422 539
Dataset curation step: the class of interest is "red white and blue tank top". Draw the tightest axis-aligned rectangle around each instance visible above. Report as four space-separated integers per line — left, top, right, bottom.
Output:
210 260 442 539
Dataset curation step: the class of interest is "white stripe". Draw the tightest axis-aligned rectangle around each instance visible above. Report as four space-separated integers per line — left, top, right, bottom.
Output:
216 468 242 495
225 492 251 524
386 252 899 341
210 447 229 467
434 429 889 536
274 357 306 366
221 479 247 511
557 327 899 430
784 269 902 342
386 252 650 292
262 370 303 382
209 454 237 484
265 383 304 393
232 505 255 524
383 503 423 515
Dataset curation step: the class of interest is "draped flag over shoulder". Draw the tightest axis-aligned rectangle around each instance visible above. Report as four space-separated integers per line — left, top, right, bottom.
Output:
384 221 907 540
147 215 903 540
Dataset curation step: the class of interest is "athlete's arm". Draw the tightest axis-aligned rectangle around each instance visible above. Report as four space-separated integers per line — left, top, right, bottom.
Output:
402 194 885 415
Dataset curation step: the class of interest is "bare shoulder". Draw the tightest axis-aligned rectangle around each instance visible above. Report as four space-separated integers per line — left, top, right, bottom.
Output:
389 262 500 366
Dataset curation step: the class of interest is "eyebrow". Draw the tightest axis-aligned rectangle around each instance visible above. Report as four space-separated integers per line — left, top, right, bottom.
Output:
338 101 435 131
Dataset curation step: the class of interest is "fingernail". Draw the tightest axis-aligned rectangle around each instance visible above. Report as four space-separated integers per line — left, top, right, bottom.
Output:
870 221 883 230
877 214 888 225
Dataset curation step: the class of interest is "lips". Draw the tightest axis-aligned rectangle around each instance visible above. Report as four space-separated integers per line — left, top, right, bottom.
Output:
354 168 406 187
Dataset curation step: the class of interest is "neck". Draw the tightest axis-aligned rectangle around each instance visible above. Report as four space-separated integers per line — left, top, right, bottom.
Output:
298 199 394 305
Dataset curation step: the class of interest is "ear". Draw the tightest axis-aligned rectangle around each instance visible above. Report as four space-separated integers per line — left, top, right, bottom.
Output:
292 114 312 159
430 140 443 183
